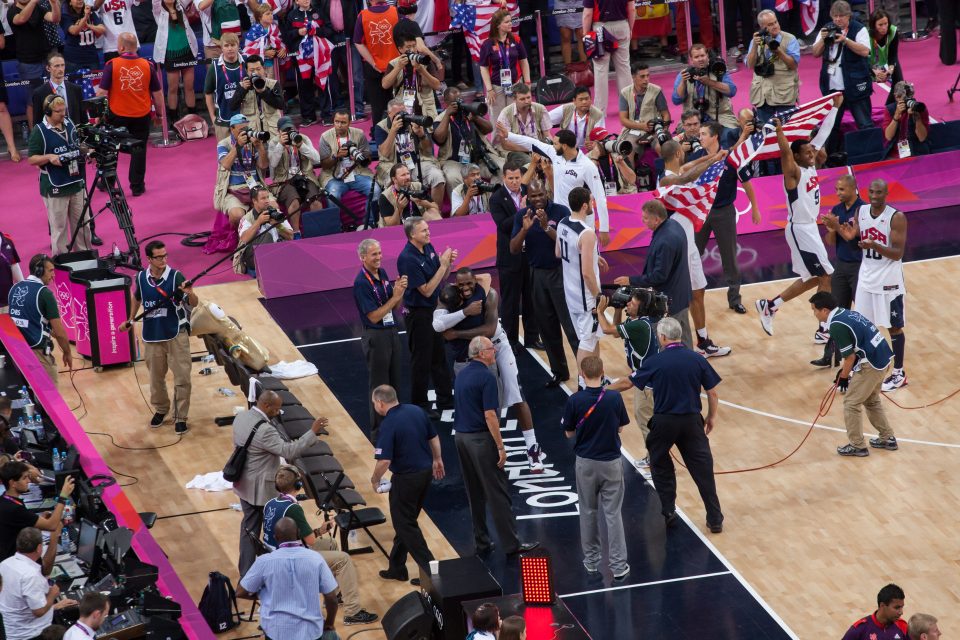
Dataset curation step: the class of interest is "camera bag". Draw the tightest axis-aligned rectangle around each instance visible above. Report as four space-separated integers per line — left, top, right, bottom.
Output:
174 114 209 141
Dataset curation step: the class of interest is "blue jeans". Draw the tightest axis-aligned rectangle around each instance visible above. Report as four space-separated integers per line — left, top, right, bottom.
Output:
325 174 374 199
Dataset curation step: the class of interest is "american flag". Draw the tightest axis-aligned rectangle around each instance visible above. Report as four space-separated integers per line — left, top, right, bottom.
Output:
774 0 820 36
458 0 519 62
655 160 726 231
727 93 841 172
243 24 284 59
293 21 334 89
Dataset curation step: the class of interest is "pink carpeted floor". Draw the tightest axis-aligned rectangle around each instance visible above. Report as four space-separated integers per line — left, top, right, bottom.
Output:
1 35 954 287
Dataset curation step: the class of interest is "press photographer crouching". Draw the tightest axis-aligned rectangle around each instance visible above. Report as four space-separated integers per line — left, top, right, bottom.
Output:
236 186 293 277
235 54 284 140
451 164 496 216
317 109 375 222
269 115 322 235
374 99 446 206
588 127 637 195
378 165 440 226
215 113 270 226
433 86 503 196
882 82 930 159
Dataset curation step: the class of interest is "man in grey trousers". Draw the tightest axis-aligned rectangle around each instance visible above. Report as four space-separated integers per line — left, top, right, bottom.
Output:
232 390 328 576
563 355 630 578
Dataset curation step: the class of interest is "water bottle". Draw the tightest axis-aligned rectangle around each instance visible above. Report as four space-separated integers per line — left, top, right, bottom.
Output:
53 448 63 472
62 500 75 526
199 367 217 375
200 354 216 363
217 387 237 397
32 416 45 442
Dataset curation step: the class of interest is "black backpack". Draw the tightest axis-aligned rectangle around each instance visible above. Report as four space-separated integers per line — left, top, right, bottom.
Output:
198 571 242 633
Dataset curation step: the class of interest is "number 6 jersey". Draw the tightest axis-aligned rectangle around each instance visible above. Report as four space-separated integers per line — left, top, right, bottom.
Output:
857 204 905 295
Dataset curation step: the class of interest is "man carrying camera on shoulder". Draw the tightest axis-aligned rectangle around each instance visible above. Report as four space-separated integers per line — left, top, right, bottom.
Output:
381 30 442 120
236 186 293 277
379 164 441 227
234 54 284 141
745 10 800 126
588 127 637 195
451 164 496 216
215 113 270 227
374 99 446 206
269 115 321 235
882 81 930 159
318 109 375 216
433 86 503 196
672 44 737 129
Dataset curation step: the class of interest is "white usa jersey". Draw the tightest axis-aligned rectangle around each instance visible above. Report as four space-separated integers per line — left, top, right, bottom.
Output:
857 204 906 294
785 165 821 224
557 216 599 313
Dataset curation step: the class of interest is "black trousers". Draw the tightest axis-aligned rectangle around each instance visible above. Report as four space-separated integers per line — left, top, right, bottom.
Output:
388 468 435 574
695 203 741 308
295 68 320 121
363 61 391 134
723 0 755 47
499 259 539 346
530 266 578 379
362 327 403 442
941 0 956 65
406 307 453 409
831 259 861 310
108 113 150 190
454 431 520 553
647 413 723 527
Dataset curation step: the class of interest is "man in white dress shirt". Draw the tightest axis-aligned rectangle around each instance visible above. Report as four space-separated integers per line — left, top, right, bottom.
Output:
63 593 110 640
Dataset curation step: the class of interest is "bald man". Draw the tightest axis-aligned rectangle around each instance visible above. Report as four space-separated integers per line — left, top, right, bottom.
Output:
232 391 329 576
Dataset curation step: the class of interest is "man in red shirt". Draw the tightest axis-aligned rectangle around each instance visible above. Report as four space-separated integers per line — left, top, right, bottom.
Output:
841 583 909 640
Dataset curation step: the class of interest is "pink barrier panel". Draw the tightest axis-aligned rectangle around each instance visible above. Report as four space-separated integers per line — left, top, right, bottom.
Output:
256 150 960 298
0 316 216 640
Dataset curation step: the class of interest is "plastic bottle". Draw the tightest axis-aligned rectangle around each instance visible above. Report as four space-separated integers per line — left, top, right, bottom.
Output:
217 387 237 397
200 354 216 363
199 367 217 375
53 448 63 471
62 500 74 526
32 416 45 441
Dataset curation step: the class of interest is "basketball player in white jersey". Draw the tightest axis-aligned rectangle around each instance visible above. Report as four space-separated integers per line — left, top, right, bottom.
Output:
556 187 606 386
830 179 908 391
657 140 732 358
756 119 834 341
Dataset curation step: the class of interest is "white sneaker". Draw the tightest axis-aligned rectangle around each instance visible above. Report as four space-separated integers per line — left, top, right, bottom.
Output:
634 456 650 470
755 299 775 336
814 329 830 344
882 371 908 392
613 564 630 579
696 338 732 358
527 444 544 473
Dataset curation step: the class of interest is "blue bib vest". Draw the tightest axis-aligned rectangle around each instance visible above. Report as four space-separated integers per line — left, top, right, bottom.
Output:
138 268 187 343
829 308 893 370
37 118 82 194
7 278 51 349
451 287 487 362
213 57 245 124
818 20 873 102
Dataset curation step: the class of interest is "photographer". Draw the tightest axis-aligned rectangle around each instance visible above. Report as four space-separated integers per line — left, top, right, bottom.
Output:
233 54 284 140
433 86 502 195
617 63 670 165
381 30 442 120
374 99 446 205
27 95 90 256
236 187 293 276
214 113 270 226
671 109 703 156
379 164 440 227
745 10 800 125
588 127 636 195
548 86 606 151
671 44 737 129
813 0 873 152
494 82 552 157
318 109 375 210
882 81 930 159
269 115 321 234
451 164 492 216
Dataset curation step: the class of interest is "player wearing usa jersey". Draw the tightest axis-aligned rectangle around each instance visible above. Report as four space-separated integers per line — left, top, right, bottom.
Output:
557 187 606 387
833 179 908 392
756 118 834 342
840 583 909 640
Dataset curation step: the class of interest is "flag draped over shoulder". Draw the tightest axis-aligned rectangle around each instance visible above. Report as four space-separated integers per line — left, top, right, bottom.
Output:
457 0 519 62
654 160 727 231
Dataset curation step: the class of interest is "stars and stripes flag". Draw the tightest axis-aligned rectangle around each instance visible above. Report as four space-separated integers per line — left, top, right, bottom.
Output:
773 0 820 36
243 23 284 59
458 0 519 62
293 21 334 90
726 92 841 171
654 160 727 231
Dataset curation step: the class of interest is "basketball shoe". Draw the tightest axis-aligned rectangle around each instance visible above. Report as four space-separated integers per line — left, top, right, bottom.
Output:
881 370 908 392
755 299 776 335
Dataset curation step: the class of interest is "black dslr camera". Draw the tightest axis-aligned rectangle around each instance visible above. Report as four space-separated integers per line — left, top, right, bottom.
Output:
474 181 498 194
456 99 488 117
264 206 286 223
900 83 926 113
281 126 303 145
607 286 668 320
400 112 434 128
250 74 267 91
822 22 843 42
343 140 371 166
758 28 780 51
406 52 427 66
397 181 430 200
648 117 671 145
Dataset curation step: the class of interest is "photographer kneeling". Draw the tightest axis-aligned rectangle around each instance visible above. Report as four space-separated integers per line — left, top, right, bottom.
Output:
215 114 271 226
374 99 446 206
236 186 293 277
378 164 440 227
588 127 637 195
433 87 503 196
882 81 930 159
269 116 322 235
318 110 375 219
451 164 495 216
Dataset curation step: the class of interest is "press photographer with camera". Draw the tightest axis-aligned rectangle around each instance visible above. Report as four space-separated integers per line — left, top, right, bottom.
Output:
374 99 446 206
494 82 553 157
233 54 284 140
451 164 495 216
548 86 606 151
237 186 294 276
318 109 375 210
671 109 704 156
379 164 440 226
672 44 737 129
215 113 270 226
588 127 636 195
382 31 442 119
745 10 800 125
433 86 502 194
813 0 873 152
882 81 930 159
617 63 671 166
269 115 321 234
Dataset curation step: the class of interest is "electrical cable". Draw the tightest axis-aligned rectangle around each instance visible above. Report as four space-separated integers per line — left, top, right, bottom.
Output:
181 231 211 247
881 387 960 409
155 506 234 520
345 629 385 639
106 466 139 487
87 431 183 450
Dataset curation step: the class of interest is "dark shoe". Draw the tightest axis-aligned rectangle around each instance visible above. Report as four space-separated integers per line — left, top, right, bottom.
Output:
731 303 747 314
708 522 723 534
91 233 104 247
869 436 898 451
343 609 378 625
131 185 145 197
508 541 540 555
612 564 630 579
175 421 188 434
378 569 408 582
837 444 869 457
321 115 334 125
545 375 568 389
409 578 421 586
149 412 166 428
529 339 545 350
300 117 317 127
810 354 833 367
664 512 678 528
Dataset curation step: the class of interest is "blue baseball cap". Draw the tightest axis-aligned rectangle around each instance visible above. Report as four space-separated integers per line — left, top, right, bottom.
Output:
229 114 249 126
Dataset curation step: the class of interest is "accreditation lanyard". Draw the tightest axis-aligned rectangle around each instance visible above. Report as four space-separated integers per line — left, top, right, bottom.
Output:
403 64 418 92
574 389 606 430
634 92 643 119
71 623 95 638
232 134 256 172
220 59 244 83
278 541 302 549
516 110 533 136
571 112 586 148
664 342 684 350
361 268 390 306
497 41 513 79
2 494 23 506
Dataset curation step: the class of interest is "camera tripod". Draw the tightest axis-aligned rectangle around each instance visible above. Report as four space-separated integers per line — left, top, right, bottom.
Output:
68 156 142 271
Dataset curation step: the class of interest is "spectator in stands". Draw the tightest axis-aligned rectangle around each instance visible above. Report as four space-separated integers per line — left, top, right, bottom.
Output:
745 9 800 125
374 100 446 205
60 0 104 74
243 4 285 75
672 44 738 129
235 54 283 138
450 164 491 216
841 583 908 640
284 0 334 127
62 592 110 640
354 0 399 131
869 8 901 105
468 603 501 640
813 0 873 153
270 115 321 234
215 113 270 226
0 32 20 162
589 128 636 195
478 9 530 125
381 30 441 120
674 0 715 58
499 616 526 640
907 613 941 640
32 53 84 125
196 0 242 60
874 0 899 30
93 0 137 63
8 0 60 128
379 164 440 226
153 0 199 125
314 0 364 118
724 0 754 58
554 0 585 66
433 86 501 194
192 0 215 59
494 82 552 157
204 32 244 143
883 81 930 158
581 0 634 114
548 86 605 151
617 63 670 167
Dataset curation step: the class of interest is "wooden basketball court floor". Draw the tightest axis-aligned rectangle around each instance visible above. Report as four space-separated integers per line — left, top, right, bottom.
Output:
66 228 960 637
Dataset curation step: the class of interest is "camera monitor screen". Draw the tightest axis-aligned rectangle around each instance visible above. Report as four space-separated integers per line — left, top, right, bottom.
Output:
76 518 99 568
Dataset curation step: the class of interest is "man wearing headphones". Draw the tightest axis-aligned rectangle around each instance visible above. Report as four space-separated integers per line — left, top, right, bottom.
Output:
7 255 73 383
261 465 379 626
119 241 197 435
27 94 91 257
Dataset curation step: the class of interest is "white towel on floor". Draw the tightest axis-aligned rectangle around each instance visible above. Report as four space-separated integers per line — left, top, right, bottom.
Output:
185 472 233 492
263 360 318 379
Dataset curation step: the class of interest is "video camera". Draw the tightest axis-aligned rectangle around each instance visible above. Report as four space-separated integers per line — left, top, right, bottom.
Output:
77 97 145 158
606 286 668 319
456 99 488 117
400 112 434 129
600 138 633 156
243 128 271 142
343 140 371 166
648 117 671 146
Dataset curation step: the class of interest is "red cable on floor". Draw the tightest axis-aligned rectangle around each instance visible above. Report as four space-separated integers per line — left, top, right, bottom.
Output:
881 387 960 410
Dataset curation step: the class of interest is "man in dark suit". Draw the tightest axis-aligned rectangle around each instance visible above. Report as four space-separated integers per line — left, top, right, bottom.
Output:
32 53 86 126
489 158 540 353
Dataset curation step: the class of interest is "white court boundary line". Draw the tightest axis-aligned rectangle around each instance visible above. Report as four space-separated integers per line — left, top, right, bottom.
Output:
297 331 406 349
559 571 731 599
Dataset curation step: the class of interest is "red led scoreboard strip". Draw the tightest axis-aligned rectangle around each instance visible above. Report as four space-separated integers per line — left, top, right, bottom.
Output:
521 554 555 605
